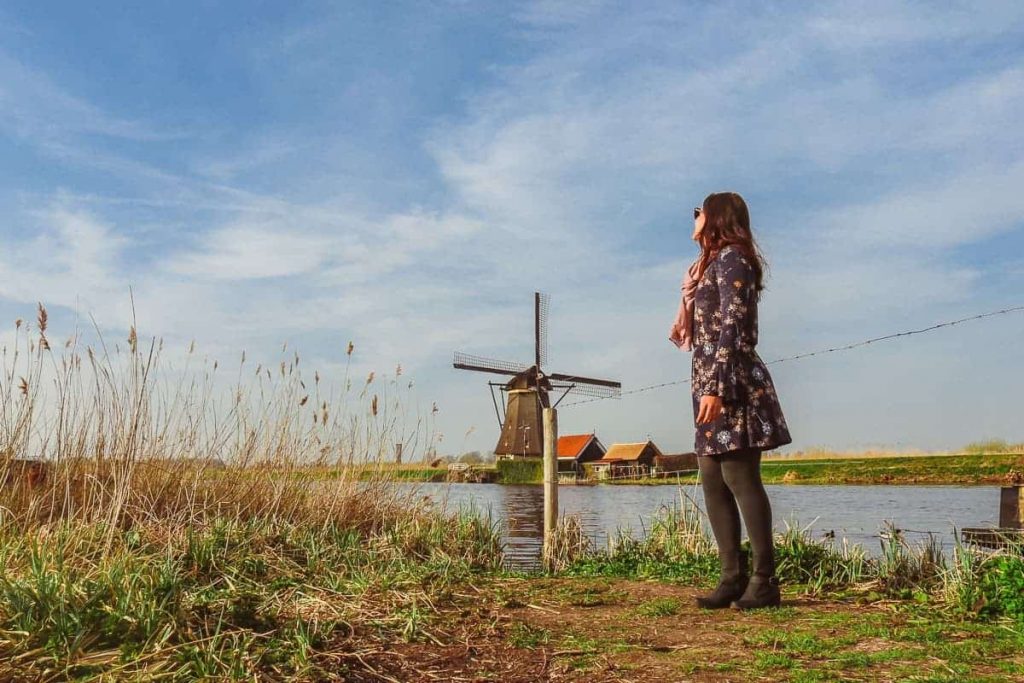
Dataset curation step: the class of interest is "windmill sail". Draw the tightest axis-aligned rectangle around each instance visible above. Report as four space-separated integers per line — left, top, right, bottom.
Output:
548 372 621 398
453 352 529 376
453 291 620 459
535 291 549 369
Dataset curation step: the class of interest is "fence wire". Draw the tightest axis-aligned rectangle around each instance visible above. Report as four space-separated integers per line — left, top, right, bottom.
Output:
563 304 1024 407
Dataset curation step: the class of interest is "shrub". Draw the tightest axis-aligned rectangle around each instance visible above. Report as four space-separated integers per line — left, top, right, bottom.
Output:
496 458 543 484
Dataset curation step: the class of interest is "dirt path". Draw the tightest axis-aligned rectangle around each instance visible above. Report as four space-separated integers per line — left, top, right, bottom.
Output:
344 576 1024 682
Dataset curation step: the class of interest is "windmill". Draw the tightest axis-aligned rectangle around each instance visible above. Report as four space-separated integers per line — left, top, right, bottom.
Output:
453 292 621 458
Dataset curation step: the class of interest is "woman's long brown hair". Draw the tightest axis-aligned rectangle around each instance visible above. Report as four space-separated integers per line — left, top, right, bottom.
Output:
696 191 768 299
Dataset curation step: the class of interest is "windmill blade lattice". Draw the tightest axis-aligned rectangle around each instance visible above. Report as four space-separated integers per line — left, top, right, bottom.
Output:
549 381 620 399
535 291 550 370
548 372 621 399
453 352 530 376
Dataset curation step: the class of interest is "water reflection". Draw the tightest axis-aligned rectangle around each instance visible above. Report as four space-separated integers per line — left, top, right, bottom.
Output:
406 482 1002 571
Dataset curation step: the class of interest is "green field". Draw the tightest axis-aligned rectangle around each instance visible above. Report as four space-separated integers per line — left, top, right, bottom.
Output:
736 452 1021 485
605 452 1024 486
362 453 1024 486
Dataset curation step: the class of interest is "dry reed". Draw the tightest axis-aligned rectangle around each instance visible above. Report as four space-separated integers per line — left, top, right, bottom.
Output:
0 305 436 539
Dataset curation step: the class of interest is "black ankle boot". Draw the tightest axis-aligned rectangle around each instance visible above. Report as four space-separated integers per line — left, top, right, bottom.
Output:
696 574 749 609
731 576 781 610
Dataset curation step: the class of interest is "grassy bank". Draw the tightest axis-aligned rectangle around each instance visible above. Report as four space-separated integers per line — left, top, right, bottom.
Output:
352 452 1024 486
0 306 485 680
599 452 1024 486
301 448 1024 485
0 507 503 681
528 496 1024 680
4 484 1023 681
476 573 1024 681
308 463 449 482
759 452 1024 485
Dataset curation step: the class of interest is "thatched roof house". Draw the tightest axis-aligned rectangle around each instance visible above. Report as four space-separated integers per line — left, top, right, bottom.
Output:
590 440 663 479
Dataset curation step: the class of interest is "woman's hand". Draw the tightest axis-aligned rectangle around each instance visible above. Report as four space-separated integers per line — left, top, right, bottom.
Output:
696 395 723 424
668 322 684 347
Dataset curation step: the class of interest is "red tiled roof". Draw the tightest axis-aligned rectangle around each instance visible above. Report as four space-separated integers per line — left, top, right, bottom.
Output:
557 433 594 458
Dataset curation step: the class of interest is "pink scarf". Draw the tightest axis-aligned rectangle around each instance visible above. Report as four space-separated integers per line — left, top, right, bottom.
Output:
670 257 701 352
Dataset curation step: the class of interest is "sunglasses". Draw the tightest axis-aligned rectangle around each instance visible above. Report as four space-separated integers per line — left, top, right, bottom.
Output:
693 207 703 219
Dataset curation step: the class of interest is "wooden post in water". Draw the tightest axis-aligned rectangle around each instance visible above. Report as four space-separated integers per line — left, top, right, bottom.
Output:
542 407 558 566
1000 486 1024 529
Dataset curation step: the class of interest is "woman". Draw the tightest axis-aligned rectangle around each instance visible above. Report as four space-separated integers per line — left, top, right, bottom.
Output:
669 191 792 610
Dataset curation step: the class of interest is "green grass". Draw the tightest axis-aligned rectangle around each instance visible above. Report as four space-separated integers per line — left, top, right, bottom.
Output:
551 580 628 607
723 607 1023 681
1 478 1021 681
757 452 1024 484
0 507 505 681
562 496 1024 623
964 439 1024 455
300 451 1024 486
507 621 551 648
434 452 1024 485
357 467 447 481
495 458 544 484
634 596 682 617
639 452 1024 485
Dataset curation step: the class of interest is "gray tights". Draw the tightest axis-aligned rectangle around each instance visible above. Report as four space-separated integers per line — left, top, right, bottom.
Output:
698 447 775 581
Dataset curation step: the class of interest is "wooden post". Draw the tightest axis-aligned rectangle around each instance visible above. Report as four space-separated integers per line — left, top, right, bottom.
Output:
542 407 558 565
999 486 1024 529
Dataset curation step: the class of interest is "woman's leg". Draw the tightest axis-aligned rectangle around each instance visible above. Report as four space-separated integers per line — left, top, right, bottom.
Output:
698 453 743 581
720 447 776 581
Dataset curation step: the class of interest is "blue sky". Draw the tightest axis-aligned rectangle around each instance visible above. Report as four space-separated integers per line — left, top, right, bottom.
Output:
1 1 1023 456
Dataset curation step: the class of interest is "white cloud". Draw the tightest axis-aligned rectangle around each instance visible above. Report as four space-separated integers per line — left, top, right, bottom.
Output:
0 206 130 317
166 224 335 280
0 51 179 143
803 1 1024 49
815 161 1024 250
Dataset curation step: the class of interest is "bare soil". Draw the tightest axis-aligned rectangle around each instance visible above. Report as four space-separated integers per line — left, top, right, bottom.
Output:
336 576 1024 682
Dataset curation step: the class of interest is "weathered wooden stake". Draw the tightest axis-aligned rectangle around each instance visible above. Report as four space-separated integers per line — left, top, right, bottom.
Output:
542 407 558 563
999 486 1024 529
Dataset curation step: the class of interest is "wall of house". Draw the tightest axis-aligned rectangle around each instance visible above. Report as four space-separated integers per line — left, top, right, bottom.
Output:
578 442 606 464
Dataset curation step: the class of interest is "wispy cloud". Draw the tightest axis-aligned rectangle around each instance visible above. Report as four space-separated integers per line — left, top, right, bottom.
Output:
0 205 129 313
0 52 179 143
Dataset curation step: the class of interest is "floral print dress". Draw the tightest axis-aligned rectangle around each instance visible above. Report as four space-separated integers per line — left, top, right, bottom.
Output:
691 245 792 457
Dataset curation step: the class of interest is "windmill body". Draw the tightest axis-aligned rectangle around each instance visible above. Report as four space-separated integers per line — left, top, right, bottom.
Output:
454 293 620 459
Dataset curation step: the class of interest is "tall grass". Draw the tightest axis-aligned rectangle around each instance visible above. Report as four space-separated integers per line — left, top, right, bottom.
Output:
564 483 1024 622
496 458 543 484
963 439 1024 455
0 305 436 531
0 509 505 680
773 447 937 460
0 306 504 680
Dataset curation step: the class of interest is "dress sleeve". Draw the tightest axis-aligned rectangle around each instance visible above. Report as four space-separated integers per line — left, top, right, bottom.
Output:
705 247 756 403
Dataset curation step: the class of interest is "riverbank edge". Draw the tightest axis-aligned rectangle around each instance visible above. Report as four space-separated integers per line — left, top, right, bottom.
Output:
341 452 1024 486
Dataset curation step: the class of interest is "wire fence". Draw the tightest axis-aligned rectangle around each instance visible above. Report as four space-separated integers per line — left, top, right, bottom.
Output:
563 304 1024 407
